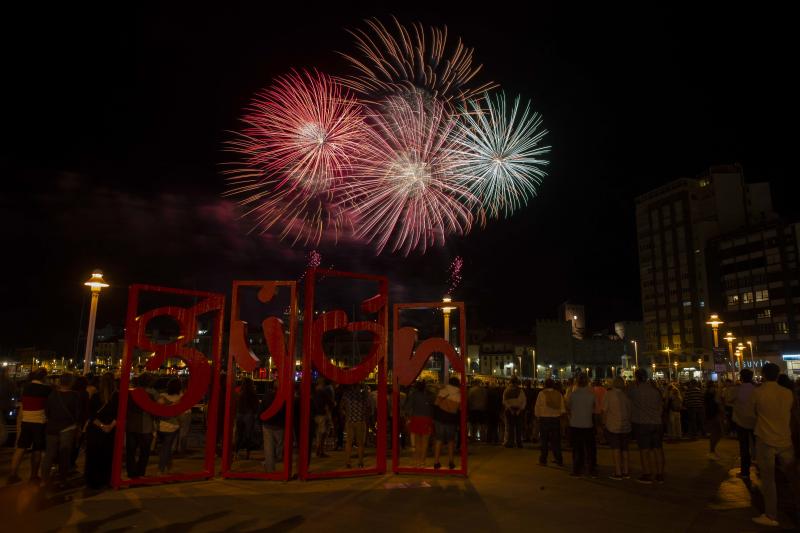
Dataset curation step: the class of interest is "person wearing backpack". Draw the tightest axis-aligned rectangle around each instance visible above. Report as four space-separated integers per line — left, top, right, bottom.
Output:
157 378 183 474
433 377 461 470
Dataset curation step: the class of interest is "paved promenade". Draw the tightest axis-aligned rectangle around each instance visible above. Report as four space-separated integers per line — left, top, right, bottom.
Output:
1 437 796 532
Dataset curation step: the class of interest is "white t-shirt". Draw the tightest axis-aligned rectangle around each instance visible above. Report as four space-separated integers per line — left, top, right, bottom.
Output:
602 389 632 434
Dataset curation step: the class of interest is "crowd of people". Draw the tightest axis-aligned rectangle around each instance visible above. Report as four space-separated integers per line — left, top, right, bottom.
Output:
3 363 799 525
1 367 193 490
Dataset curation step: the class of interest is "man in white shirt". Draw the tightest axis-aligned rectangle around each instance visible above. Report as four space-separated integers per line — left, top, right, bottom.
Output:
750 363 797 527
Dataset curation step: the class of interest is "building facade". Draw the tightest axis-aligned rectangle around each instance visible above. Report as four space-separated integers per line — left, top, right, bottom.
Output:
635 164 775 370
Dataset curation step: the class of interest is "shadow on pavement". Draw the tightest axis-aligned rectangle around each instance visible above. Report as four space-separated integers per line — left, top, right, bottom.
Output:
143 510 233 532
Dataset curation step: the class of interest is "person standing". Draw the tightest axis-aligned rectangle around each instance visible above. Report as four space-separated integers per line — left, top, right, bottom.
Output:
41 373 79 487
85 372 118 489
629 368 665 484
750 363 798 527
125 373 156 478
433 377 461 470
234 377 259 460
467 380 488 442
732 368 756 479
502 376 526 448
156 378 182 474
486 383 502 444
666 384 683 440
534 378 565 466
603 377 632 480
260 381 286 473
312 378 335 459
592 379 607 445
567 374 597 477
683 380 705 438
404 380 434 467
704 381 724 460
340 384 371 468
0 367 17 448
7 368 51 485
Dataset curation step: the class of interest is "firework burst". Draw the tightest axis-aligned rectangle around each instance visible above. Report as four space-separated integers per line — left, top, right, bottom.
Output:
224 69 367 245
448 256 464 293
340 17 497 104
343 95 475 255
452 92 550 219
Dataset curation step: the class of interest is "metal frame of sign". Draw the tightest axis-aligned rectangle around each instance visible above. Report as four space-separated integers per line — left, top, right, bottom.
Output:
298 268 388 480
391 301 468 476
221 280 297 481
111 284 224 488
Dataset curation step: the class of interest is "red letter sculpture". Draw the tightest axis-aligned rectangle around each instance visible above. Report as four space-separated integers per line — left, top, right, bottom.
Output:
112 284 224 488
221 281 297 481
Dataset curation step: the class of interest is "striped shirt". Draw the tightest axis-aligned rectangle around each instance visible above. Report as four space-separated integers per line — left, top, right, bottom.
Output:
21 380 51 424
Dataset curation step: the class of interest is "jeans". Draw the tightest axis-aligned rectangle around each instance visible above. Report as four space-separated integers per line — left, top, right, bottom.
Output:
688 408 705 437
755 440 798 520
570 426 597 475
126 431 153 478
504 410 523 446
158 431 178 472
539 417 562 464
736 427 754 476
42 429 75 482
262 426 284 473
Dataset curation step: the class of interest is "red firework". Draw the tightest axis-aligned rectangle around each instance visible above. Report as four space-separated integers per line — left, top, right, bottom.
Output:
225 69 367 245
342 94 475 255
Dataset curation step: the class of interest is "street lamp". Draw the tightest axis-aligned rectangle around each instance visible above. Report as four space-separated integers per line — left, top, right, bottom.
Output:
698 358 704 379
441 295 456 379
83 270 109 375
723 332 736 377
631 339 639 368
651 362 656 377
705 314 724 348
663 346 673 381
746 340 755 370
673 360 678 380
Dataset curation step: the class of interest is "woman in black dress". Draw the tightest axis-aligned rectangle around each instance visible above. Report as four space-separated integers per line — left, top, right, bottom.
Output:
85 372 118 489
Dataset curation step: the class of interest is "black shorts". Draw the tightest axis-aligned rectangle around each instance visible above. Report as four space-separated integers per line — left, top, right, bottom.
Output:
17 422 46 451
605 430 630 451
634 423 663 450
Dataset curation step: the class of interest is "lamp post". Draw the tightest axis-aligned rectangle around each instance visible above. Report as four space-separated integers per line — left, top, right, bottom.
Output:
531 348 537 381
631 339 639 369
724 332 736 379
441 295 456 381
83 270 109 375
705 314 724 348
746 340 755 372
698 358 704 379
673 361 678 381
663 346 673 382
651 362 656 377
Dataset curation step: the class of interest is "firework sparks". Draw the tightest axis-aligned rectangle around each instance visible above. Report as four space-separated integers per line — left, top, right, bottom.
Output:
448 256 463 293
340 17 497 104
453 92 550 220
224 69 367 245
343 95 475 255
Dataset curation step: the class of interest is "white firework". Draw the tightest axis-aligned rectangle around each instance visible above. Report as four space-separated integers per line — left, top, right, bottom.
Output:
453 92 550 219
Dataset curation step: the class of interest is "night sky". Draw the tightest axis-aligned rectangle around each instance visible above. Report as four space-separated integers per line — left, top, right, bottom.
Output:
1 3 794 356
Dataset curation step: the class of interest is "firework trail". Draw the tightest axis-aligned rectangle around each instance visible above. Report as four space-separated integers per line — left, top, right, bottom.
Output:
298 249 322 282
342 94 475 255
340 17 497 104
224 69 367 245
448 256 463 294
452 92 550 220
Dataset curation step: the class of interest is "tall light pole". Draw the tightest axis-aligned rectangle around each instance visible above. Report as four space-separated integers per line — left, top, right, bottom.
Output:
663 346 673 381
746 340 755 370
705 314 724 348
441 295 456 381
724 332 736 379
631 339 639 369
83 270 109 375
531 348 536 381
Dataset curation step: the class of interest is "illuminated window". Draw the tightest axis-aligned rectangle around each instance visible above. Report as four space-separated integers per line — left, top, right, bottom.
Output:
755 289 769 302
776 322 789 334
756 308 772 319
742 292 753 304
727 294 739 305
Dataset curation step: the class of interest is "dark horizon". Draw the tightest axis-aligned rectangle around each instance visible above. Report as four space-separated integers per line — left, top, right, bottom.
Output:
1 3 795 356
